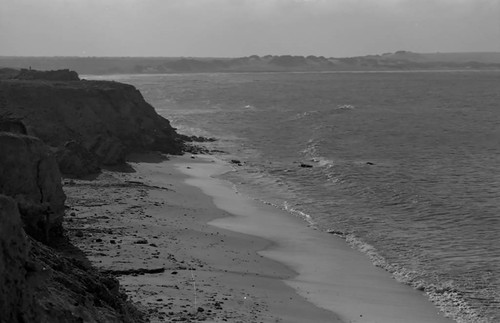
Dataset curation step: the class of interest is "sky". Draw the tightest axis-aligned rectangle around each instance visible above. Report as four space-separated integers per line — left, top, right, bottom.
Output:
1 0 499 57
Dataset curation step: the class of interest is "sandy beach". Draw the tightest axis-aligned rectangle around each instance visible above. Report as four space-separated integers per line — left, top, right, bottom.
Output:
63 154 455 323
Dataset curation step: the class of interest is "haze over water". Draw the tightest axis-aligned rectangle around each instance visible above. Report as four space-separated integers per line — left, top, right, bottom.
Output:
91 71 500 323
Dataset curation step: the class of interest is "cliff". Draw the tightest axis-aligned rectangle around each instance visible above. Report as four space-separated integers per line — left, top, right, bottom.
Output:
0 133 144 322
0 70 184 322
0 195 144 323
0 75 185 177
0 133 65 242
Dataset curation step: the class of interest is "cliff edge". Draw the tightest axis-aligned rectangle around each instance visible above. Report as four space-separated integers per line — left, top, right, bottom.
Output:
0 71 186 177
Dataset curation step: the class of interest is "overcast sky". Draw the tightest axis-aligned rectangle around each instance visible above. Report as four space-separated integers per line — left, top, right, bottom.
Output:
1 0 499 57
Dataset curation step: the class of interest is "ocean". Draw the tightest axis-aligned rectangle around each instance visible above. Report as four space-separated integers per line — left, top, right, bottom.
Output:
90 71 500 323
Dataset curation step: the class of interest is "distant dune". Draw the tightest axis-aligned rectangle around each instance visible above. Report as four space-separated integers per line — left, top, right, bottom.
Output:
1 51 500 75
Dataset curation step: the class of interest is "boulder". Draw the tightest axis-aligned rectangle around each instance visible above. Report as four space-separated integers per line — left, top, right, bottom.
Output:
0 133 65 242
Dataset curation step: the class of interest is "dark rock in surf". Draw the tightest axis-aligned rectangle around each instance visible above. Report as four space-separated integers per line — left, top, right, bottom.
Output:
327 229 346 237
300 163 313 168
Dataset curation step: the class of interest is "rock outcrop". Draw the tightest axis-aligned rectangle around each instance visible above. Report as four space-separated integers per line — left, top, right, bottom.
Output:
0 73 186 177
0 132 65 242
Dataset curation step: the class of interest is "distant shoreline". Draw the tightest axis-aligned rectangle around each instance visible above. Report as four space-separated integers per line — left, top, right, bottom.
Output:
80 68 500 79
2 51 500 75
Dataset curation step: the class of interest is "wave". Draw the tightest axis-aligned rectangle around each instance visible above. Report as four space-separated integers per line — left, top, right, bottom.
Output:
213 148 492 323
289 110 319 121
261 185 490 323
226 166 488 323
282 201 317 226
336 104 355 110
342 233 490 323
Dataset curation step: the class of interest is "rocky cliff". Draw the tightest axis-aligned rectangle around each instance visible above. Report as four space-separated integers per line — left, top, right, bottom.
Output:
0 195 145 323
0 74 185 177
0 70 173 322
0 133 65 242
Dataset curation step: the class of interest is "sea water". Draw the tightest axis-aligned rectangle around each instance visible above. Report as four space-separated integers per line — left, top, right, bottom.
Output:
90 71 500 323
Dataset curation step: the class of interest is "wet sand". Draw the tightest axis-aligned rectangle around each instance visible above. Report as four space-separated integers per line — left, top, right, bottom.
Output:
64 154 454 323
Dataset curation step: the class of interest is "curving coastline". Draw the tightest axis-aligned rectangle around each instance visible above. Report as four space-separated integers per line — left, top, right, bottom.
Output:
0 69 189 322
0 68 465 322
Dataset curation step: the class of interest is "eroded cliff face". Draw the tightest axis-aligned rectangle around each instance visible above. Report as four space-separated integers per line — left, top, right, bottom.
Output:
0 133 65 242
0 78 185 177
0 195 145 323
0 129 144 322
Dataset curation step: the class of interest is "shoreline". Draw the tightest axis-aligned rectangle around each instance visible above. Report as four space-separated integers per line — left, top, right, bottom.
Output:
178 155 455 323
64 154 455 322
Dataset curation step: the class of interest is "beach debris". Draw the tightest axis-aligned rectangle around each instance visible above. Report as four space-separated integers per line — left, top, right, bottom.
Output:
366 161 375 165
102 267 165 276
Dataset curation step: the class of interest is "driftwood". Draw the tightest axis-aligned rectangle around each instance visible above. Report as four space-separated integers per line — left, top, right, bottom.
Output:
102 267 165 276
